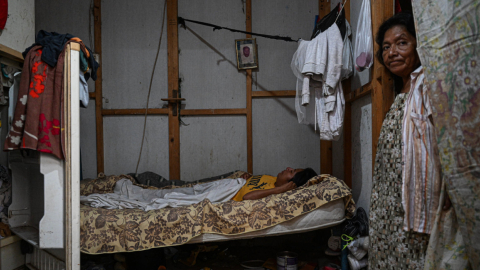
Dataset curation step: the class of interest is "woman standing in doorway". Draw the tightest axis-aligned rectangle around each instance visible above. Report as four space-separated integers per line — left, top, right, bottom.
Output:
368 12 442 269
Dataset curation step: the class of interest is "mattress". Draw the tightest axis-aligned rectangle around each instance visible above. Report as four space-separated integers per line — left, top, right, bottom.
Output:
189 198 345 243
80 173 355 254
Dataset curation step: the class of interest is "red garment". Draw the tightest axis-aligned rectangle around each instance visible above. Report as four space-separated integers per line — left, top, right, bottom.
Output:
0 0 7 29
395 0 402 13
4 45 65 159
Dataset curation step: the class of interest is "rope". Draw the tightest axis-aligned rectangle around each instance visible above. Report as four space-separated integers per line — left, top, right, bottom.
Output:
135 0 167 176
341 234 354 250
178 17 299 42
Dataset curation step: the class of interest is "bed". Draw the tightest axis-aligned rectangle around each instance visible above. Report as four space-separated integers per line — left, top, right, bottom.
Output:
79 172 355 254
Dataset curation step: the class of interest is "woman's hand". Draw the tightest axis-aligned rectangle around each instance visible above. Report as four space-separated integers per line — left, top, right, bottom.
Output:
240 172 252 180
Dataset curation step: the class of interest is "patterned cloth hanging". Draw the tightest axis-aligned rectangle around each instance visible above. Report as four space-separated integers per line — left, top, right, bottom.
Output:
412 0 480 268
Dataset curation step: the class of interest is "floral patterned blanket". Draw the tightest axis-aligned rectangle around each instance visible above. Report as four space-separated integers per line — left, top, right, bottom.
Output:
80 172 355 254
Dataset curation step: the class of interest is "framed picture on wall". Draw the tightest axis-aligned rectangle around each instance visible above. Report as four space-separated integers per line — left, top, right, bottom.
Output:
235 38 258 70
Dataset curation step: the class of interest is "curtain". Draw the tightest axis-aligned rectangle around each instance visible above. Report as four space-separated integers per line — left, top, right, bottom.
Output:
412 0 480 268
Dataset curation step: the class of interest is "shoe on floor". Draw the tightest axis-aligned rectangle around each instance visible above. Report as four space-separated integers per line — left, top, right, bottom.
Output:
347 254 368 270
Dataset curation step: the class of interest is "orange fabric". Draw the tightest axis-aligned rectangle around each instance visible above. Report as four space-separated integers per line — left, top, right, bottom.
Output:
70 37 90 58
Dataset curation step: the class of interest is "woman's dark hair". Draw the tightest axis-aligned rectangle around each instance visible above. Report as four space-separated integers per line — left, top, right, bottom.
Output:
291 168 318 187
375 12 417 92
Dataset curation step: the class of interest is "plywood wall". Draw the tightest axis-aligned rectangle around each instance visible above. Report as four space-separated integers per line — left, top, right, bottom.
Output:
0 0 35 53
35 0 324 180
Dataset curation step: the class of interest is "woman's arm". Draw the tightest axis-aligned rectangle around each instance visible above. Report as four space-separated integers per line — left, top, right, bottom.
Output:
243 182 296 201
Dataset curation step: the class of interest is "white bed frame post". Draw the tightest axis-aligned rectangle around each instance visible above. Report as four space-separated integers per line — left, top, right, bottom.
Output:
64 42 81 270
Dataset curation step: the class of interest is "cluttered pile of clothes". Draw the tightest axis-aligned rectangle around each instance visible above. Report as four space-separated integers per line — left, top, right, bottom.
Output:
323 207 369 270
4 30 99 159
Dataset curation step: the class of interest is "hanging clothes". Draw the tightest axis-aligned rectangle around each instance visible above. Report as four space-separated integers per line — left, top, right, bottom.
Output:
311 3 346 40
4 45 65 158
291 24 345 141
79 74 89 108
412 0 480 267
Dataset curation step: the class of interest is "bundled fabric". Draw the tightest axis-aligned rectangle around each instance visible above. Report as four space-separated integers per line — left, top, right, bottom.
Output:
81 177 247 211
343 207 369 237
291 24 345 141
4 45 66 158
4 40 93 159
23 30 99 81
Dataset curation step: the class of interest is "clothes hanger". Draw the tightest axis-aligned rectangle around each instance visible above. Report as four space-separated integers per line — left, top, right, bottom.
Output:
334 0 348 24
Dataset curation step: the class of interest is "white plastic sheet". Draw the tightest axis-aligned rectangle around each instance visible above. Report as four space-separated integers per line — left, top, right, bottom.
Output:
354 0 373 72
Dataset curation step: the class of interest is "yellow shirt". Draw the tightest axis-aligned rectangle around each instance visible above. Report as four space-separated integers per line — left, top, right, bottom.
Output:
231 175 277 201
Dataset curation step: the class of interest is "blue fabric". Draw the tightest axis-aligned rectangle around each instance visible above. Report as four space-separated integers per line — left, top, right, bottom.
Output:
23 30 74 67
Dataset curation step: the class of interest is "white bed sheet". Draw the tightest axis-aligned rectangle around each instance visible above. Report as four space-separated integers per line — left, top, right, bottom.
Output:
188 198 345 244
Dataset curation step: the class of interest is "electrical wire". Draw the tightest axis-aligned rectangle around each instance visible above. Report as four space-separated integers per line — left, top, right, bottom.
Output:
135 0 167 176
178 17 299 42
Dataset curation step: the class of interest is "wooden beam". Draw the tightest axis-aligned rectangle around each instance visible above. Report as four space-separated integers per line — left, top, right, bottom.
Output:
0 44 24 63
167 0 181 180
319 0 332 175
252 91 296 98
246 0 253 174
343 0 352 188
181 109 247 116
102 108 248 116
319 0 329 17
345 83 373 103
102 108 169 115
94 0 105 174
371 0 394 170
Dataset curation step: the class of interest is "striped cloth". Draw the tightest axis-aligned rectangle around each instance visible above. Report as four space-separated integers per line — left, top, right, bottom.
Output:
401 66 442 234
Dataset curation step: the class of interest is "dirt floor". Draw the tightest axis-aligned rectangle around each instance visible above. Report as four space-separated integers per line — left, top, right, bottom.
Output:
81 227 343 270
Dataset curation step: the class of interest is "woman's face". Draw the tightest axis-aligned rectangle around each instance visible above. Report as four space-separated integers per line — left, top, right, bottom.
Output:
381 25 420 79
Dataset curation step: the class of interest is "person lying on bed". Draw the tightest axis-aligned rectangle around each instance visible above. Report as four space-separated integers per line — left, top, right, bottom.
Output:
81 167 318 211
232 167 317 201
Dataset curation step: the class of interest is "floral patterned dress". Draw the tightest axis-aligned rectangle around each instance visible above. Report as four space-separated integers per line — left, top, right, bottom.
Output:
368 93 429 270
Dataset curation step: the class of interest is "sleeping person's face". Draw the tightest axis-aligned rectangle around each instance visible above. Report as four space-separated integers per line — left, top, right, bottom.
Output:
276 167 303 187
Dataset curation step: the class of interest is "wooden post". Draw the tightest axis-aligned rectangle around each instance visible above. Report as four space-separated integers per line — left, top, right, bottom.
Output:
246 0 253 174
319 0 333 175
371 0 394 169
94 0 104 174
64 43 81 270
167 0 181 180
343 0 352 188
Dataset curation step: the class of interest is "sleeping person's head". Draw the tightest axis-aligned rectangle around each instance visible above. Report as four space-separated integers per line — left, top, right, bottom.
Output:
275 167 318 187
